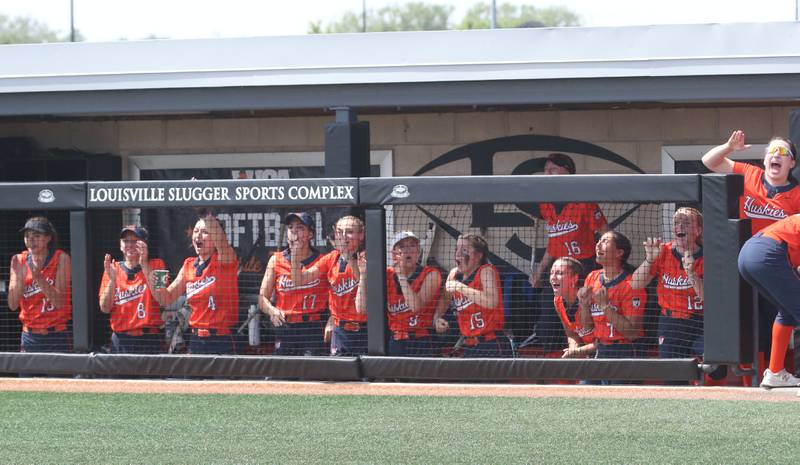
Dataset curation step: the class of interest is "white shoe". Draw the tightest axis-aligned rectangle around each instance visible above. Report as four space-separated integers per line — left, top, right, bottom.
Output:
760 369 800 389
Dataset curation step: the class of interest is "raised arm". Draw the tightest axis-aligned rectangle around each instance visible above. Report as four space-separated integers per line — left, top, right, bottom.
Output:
7 254 25 311
99 254 117 313
258 254 285 327
290 252 323 286
433 268 456 333
683 251 704 302
576 286 594 331
701 130 749 174
398 269 442 314
31 252 71 309
595 287 643 341
445 266 499 309
155 268 186 306
354 252 367 315
204 214 237 264
630 238 661 289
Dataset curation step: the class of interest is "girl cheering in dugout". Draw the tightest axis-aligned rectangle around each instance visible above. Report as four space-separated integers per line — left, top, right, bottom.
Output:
156 213 239 355
578 231 647 360
631 208 704 360
99 225 169 354
356 231 442 357
549 257 596 358
434 234 510 357
8 217 72 353
291 215 367 356
259 212 329 356
702 130 800 384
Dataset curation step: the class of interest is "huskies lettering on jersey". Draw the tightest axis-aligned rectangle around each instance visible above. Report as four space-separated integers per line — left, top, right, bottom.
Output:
547 219 580 237
331 278 359 297
114 284 147 304
186 276 216 297
743 196 788 221
388 301 411 315
661 273 693 290
576 327 594 338
22 277 54 299
277 275 320 292
590 303 619 317
452 295 474 312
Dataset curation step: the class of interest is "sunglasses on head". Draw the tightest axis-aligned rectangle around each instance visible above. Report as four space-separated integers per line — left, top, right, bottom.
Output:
767 145 794 159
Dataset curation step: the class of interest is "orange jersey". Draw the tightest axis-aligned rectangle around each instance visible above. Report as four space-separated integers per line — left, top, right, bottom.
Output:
181 253 239 330
554 295 594 344
762 214 800 268
272 248 329 315
17 249 71 329
451 263 504 337
539 202 607 260
583 269 646 344
648 242 704 319
733 161 800 234
317 251 365 323
386 266 441 333
99 258 166 332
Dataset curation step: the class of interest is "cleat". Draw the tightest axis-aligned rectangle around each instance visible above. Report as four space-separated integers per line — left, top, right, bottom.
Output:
760 369 800 389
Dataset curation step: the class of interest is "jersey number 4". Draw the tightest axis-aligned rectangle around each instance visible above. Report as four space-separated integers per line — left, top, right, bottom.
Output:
208 296 217 311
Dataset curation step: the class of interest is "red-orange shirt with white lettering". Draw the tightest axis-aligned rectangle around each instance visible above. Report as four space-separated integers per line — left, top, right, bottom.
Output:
18 249 72 329
316 251 365 323
554 295 594 344
648 242 704 319
272 249 329 316
583 269 646 344
451 263 504 337
99 258 166 333
180 253 239 330
386 265 441 334
539 203 607 260
733 161 800 234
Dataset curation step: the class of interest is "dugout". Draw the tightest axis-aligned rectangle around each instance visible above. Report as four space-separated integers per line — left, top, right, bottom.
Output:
0 22 797 380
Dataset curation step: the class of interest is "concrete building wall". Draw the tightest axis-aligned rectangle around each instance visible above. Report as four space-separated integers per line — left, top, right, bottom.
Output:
0 106 792 177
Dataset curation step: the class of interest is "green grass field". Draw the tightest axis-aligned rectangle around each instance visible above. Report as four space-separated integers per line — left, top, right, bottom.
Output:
0 391 797 464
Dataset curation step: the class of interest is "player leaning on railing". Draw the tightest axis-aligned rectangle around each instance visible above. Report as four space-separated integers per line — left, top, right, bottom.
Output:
703 130 800 385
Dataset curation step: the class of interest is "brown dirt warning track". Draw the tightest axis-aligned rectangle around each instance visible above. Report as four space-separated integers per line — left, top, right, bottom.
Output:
0 378 797 402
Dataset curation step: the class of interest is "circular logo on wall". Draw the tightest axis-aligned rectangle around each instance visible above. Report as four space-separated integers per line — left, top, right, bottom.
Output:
37 189 55 203
391 185 410 198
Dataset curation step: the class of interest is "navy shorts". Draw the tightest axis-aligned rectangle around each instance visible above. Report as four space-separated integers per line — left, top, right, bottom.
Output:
112 332 163 354
658 314 703 359
738 235 800 327
189 332 235 355
461 332 513 358
20 330 70 353
388 333 435 357
273 320 327 356
331 325 368 356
